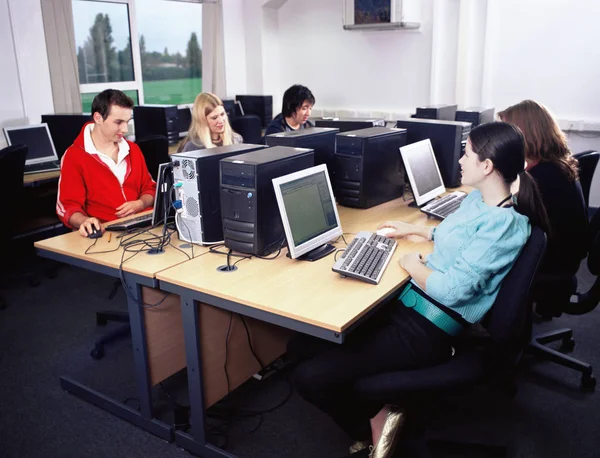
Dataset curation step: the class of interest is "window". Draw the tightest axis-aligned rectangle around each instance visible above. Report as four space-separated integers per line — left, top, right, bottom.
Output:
72 0 202 110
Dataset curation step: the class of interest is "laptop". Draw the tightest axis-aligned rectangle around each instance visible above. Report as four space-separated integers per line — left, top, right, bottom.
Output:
399 139 466 220
3 123 61 174
105 162 174 231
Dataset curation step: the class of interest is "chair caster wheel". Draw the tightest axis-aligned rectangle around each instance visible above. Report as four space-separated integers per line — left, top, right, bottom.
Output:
581 374 596 392
561 337 575 352
90 346 105 360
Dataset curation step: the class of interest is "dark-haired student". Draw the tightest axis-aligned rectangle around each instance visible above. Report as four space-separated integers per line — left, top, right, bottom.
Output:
291 122 550 458
499 100 588 318
56 89 156 237
264 84 315 135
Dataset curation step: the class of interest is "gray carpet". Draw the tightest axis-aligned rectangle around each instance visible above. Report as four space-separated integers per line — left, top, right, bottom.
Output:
1 258 599 458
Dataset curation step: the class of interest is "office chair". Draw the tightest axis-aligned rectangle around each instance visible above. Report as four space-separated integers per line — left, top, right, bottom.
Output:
231 115 262 145
572 150 599 209
526 209 600 392
90 309 130 359
352 227 547 457
136 135 169 180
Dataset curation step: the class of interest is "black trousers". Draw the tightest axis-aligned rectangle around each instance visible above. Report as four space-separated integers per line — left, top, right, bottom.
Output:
290 301 454 441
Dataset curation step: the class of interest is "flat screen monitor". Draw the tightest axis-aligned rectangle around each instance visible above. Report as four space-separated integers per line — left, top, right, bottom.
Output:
272 164 342 260
41 114 91 159
399 139 446 206
152 162 175 226
3 123 59 165
176 104 192 135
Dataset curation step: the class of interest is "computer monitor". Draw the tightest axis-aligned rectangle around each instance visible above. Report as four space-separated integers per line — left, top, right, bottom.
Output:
41 114 91 159
3 123 59 165
152 162 175 226
272 164 342 261
176 104 192 136
399 139 446 206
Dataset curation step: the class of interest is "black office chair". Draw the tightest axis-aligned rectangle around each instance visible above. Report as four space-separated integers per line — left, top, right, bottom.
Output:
137 135 169 180
573 150 599 209
352 228 547 457
231 114 262 145
526 209 600 391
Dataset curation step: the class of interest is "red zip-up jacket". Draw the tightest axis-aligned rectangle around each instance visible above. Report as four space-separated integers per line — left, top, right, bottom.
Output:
56 122 156 228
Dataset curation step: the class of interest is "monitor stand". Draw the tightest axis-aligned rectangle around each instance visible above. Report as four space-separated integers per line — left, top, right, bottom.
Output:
286 243 336 262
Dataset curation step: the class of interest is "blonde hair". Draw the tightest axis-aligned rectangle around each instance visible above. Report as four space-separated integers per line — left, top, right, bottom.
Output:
178 92 234 151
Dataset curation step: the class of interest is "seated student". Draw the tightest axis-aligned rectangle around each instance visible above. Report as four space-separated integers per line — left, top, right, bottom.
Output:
291 122 549 458
177 92 242 152
264 84 315 136
498 100 588 318
56 89 156 237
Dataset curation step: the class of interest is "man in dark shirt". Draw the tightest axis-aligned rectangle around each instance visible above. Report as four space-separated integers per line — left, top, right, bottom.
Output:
265 85 315 136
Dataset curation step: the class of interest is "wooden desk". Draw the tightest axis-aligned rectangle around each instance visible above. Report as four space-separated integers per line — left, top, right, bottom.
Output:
156 197 438 456
24 170 60 186
34 220 207 441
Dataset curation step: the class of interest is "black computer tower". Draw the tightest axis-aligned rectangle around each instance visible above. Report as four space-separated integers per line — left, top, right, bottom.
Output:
235 95 273 128
222 99 237 120
175 106 192 135
220 146 314 255
314 118 386 132
333 127 407 209
171 143 267 244
41 114 92 158
134 105 179 145
455 107 495 127
395 119 472 187
414 104 457 121
264 127 339 179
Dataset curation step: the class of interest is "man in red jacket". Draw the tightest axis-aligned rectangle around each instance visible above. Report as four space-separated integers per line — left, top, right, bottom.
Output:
56 90 156 237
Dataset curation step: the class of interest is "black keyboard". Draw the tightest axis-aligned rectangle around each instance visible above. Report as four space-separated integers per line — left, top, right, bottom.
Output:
105 214 153 231
24 161 60 174
421 191 467 220
332 231 397 285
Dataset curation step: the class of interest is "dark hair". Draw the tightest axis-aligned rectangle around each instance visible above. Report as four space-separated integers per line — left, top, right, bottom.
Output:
281 85 315 118
91 89 134 120
498 99 578 181
469 122 550 235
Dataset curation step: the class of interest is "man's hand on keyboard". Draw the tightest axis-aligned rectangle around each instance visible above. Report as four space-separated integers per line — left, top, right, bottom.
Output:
115 199 145 218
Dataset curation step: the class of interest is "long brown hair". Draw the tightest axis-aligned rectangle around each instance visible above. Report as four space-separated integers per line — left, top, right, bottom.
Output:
177 92 235 152
498 100 578 181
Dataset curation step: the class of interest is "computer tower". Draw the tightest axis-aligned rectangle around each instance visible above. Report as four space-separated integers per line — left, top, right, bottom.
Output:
175 105 192 135
171 143 267 244
220 146 315 255
41 114 92 159
134 105 179 145
264 127 339 179
455 107 495 127
314 118 386 133
235 95 273 128
222 99 237 120
333 127 407 209
413 104 457 121
395 119 472 187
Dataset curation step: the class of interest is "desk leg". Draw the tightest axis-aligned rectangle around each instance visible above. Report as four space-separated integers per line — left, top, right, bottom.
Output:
175 291 237 458
60 279 173 441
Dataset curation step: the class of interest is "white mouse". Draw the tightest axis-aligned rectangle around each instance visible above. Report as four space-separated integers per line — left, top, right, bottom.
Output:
376 227 395 237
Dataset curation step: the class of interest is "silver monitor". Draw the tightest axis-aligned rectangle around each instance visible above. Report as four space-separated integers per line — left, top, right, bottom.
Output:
400 139 446 206
3 123 59 165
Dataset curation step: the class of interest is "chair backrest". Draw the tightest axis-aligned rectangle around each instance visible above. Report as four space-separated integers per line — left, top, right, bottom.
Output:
136 135 169 181
0 144 27 243
573 150 599 208
482 227 547 370
231 115 262 145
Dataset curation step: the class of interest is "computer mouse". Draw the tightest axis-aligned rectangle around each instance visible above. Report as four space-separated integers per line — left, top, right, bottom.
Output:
376 227 395 237
87 227 103 239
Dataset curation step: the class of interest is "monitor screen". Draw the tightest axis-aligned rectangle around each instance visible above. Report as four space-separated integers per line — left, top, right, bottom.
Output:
272 164 342 259
176 105 192 135
152 162 175 226
399 139 446 206
3 124 58 165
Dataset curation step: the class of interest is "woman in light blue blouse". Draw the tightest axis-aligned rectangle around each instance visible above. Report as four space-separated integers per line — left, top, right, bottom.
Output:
291 122 549 458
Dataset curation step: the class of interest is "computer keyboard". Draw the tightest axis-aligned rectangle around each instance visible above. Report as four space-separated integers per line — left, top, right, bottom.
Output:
421 191 467 220
105 214 153 231
24 161 60 174
332 231 397 285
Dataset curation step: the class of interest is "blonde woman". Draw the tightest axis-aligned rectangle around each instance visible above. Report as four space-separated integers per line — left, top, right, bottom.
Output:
177 92 242 152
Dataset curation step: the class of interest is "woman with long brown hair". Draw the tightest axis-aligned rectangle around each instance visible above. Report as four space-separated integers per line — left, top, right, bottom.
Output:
177 92 242 152
499 100 588 317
